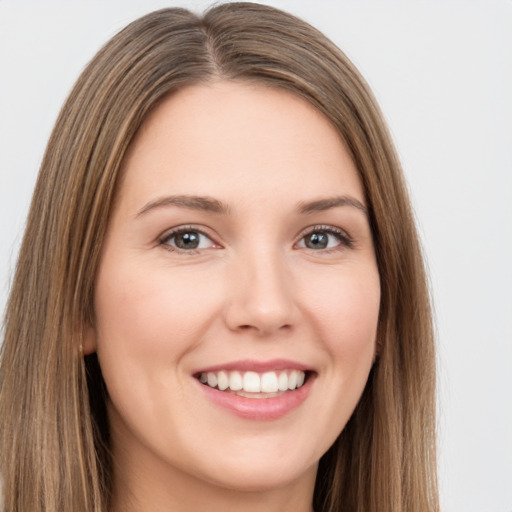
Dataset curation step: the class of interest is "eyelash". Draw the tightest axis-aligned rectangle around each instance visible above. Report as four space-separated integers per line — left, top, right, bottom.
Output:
158 224 354 254
296 224 354 252
159 225 214 255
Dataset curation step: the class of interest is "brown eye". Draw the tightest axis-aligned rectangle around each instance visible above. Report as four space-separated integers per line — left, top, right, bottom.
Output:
304 232 329 249
161 229 216 251
174 231 200 249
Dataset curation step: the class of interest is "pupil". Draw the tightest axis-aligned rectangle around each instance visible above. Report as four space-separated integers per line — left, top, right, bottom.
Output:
176 232 199 249
306 232 328 249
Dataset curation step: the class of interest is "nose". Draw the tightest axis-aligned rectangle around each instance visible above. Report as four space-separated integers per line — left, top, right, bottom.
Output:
223 248 298 337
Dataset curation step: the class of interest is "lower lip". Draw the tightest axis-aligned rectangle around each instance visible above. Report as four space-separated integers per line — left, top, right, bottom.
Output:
196 376 314 421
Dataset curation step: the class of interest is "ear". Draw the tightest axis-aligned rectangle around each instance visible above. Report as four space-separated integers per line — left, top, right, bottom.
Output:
373 320 384 362
82 323 98 355
372 338 383 364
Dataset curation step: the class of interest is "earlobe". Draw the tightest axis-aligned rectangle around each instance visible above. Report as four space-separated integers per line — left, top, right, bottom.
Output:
373 339 383 363
82 323 98 355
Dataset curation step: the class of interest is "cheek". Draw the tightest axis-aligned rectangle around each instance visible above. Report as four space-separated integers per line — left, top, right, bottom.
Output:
290 264 380 453
93 260 223 368
304 265 380 360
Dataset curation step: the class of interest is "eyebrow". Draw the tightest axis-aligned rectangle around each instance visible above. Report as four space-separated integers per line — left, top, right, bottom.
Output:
135 193 368 218
297 196 368 216
136 195 230 218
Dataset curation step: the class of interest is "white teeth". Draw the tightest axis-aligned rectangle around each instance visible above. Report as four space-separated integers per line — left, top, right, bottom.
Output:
229 371 243 391
261 371 278 393
243 371 261 392
199 369 307 394
207 372 217 388
278 371 288 391
288 370 298 390
217 371 229 391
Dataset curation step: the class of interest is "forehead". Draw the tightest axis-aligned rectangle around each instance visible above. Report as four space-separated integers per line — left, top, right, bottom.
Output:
119 80 364 209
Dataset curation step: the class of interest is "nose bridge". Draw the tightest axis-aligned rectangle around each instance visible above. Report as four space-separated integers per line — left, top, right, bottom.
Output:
224 243 296 335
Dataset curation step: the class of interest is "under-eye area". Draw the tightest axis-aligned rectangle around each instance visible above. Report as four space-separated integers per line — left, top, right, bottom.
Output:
195 369 314 398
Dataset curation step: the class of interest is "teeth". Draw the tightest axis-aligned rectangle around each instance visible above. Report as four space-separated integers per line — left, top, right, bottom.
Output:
261 371 278 393
278 371 288 391
217 371 229 391
288 370 298 390
229 371 243 391
198 369 307 394
207 372 217 388
243 371 261 392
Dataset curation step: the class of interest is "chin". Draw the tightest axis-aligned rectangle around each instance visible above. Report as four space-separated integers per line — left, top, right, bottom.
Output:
188 442 320 494
203 461 317 493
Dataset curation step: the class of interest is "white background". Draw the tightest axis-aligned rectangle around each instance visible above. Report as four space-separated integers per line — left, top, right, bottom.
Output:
1 1 511 510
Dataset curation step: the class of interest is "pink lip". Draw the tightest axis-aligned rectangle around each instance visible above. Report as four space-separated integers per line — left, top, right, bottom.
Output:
195 371 315 421
193 358 312 374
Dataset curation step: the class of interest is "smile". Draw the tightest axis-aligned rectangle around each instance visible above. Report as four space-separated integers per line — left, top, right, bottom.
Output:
194 361 315 420
197 369 307 397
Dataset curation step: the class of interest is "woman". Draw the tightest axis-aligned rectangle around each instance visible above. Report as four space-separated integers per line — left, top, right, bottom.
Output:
0 3 438 511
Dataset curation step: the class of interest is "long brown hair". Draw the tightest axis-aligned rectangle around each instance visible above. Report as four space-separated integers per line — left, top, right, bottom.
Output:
0 3 438 511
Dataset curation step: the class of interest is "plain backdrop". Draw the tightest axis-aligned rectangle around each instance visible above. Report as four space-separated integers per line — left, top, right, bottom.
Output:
1 1 511 511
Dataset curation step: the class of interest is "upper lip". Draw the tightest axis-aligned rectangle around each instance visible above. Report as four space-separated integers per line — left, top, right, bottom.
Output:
193 358 313 374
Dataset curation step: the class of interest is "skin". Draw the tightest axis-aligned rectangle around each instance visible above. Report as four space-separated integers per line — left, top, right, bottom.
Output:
85 81 381 512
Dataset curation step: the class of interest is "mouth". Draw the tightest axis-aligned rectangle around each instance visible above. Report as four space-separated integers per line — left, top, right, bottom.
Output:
193 361 315 420
195 369 309 399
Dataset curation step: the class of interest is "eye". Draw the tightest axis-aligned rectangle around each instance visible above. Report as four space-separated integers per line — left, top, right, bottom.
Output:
296 226 353 251
160 227 217 252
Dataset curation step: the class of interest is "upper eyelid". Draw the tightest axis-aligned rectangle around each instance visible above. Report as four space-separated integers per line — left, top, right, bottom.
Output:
295 224 352 240
159 225 215 241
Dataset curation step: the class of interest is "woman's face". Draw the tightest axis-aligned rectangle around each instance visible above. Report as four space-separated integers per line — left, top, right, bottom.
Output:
88 81 380 498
